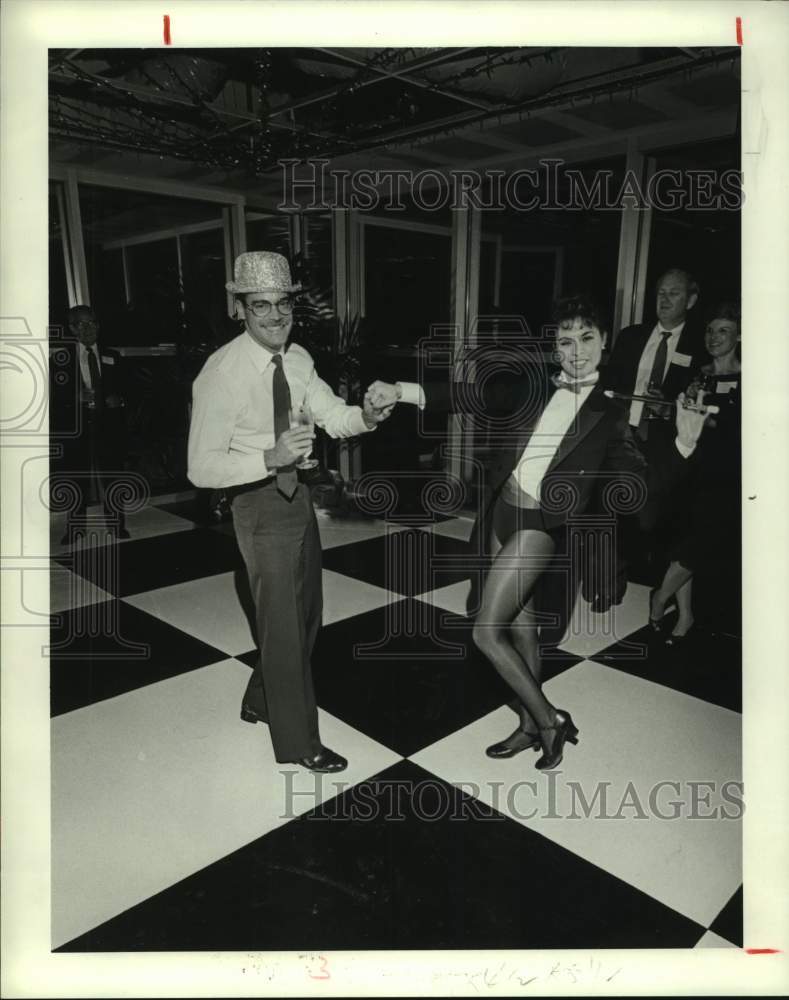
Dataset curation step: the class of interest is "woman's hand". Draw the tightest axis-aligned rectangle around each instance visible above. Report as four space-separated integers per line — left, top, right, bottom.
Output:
366 380 401 410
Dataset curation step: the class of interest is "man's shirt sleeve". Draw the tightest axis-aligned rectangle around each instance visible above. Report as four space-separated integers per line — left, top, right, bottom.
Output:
306 369 373 438
397 381 426 408
187 368 270 489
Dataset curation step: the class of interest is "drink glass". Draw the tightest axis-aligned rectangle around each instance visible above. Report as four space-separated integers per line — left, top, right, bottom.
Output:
291 402 318 470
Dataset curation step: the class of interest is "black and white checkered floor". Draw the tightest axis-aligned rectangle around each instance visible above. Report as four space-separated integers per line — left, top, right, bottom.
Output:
49 495 742 952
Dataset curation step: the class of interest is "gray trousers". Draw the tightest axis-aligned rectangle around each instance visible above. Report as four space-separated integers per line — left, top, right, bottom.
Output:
232 480 323 762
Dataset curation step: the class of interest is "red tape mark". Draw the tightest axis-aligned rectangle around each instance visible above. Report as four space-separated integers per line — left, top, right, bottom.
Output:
745 948 780 954
736 16 742 46
163 14 172 45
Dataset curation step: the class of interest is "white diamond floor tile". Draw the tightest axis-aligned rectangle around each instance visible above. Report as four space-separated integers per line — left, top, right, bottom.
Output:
321 568 405 625
419 516 476 542
50 563 113 614
315 514 407 550
695 929 739 948
417 578 471 617
124 569 404 657
123 571 255 655
557 582 650 658
410 659 742 928
51 658 402 949
51 504 195 554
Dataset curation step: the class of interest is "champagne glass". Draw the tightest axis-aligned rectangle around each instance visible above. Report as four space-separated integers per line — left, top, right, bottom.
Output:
291 401 318 470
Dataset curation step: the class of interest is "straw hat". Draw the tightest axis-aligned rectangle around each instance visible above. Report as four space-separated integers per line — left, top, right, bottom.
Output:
225 251 302 294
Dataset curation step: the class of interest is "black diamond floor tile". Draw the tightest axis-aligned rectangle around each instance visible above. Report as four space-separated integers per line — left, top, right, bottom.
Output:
53 527 244 598
708 884 743 947
298 600 582 757
155 498 206 521
50 601 228 716
56 759 705 952
321 529 473 594
592 624 742 712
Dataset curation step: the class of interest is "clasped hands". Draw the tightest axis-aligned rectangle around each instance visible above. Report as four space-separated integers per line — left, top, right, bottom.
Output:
362 380 401 426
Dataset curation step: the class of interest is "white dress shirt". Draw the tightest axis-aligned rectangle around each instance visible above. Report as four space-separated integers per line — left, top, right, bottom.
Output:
512 372 598 501
629 321 685 426
188 332 373 489
398 375 597 502
396 373 695 484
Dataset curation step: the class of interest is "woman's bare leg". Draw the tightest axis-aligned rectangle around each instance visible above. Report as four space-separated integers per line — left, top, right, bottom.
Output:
652 560 693 620
672 575 694 635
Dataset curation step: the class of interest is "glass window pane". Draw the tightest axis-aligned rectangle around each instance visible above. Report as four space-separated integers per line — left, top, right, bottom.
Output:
363 224 451 347
246 215 291 257
646 138 740 312
124 239 182 345
180 227 230 347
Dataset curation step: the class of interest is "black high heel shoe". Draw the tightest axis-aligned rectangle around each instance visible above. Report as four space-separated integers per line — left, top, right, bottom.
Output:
665 623 696 648
486 725 541 758
535 710 579 770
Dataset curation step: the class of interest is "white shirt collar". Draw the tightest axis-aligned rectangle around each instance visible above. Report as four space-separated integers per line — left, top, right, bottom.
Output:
242 330 289 373
655 320 685 337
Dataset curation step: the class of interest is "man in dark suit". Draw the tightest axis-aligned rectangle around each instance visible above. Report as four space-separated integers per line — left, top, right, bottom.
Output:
50 306 129 543
603 268 706 442
599 268 707 595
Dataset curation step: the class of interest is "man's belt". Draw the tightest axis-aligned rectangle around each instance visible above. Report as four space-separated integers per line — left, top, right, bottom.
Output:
225 476 275 499
226 470 311 500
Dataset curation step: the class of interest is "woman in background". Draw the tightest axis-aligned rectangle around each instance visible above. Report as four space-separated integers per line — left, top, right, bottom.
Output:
650 301 741 645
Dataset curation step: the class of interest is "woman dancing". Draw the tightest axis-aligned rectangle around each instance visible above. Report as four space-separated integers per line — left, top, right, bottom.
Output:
365 295 711 769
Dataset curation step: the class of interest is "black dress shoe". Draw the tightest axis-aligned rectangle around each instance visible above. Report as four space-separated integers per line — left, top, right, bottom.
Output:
240 705 267 725
486 726 541 758
297 747 348 773
536 710 580 771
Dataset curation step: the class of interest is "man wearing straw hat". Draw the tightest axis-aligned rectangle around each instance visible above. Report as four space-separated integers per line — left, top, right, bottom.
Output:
188 251 392 773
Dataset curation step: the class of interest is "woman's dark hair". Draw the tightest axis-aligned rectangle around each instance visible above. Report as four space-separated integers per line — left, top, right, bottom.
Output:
552 295 607 334
706 300 741 328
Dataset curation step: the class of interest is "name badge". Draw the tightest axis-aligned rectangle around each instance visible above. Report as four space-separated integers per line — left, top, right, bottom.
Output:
716 380 737 394
671 352 691 368
101 355 115 365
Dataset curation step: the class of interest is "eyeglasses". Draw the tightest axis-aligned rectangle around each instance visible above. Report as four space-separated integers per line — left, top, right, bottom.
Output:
244 296 295 318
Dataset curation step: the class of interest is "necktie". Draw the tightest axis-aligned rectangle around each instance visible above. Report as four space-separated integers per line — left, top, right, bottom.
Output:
87 348 103 410
637 330 671 441
271 354 298 500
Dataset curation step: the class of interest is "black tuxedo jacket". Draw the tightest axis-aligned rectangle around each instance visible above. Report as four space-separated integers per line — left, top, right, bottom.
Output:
423 370 686 535
601 316 705 403
422 366 690 630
